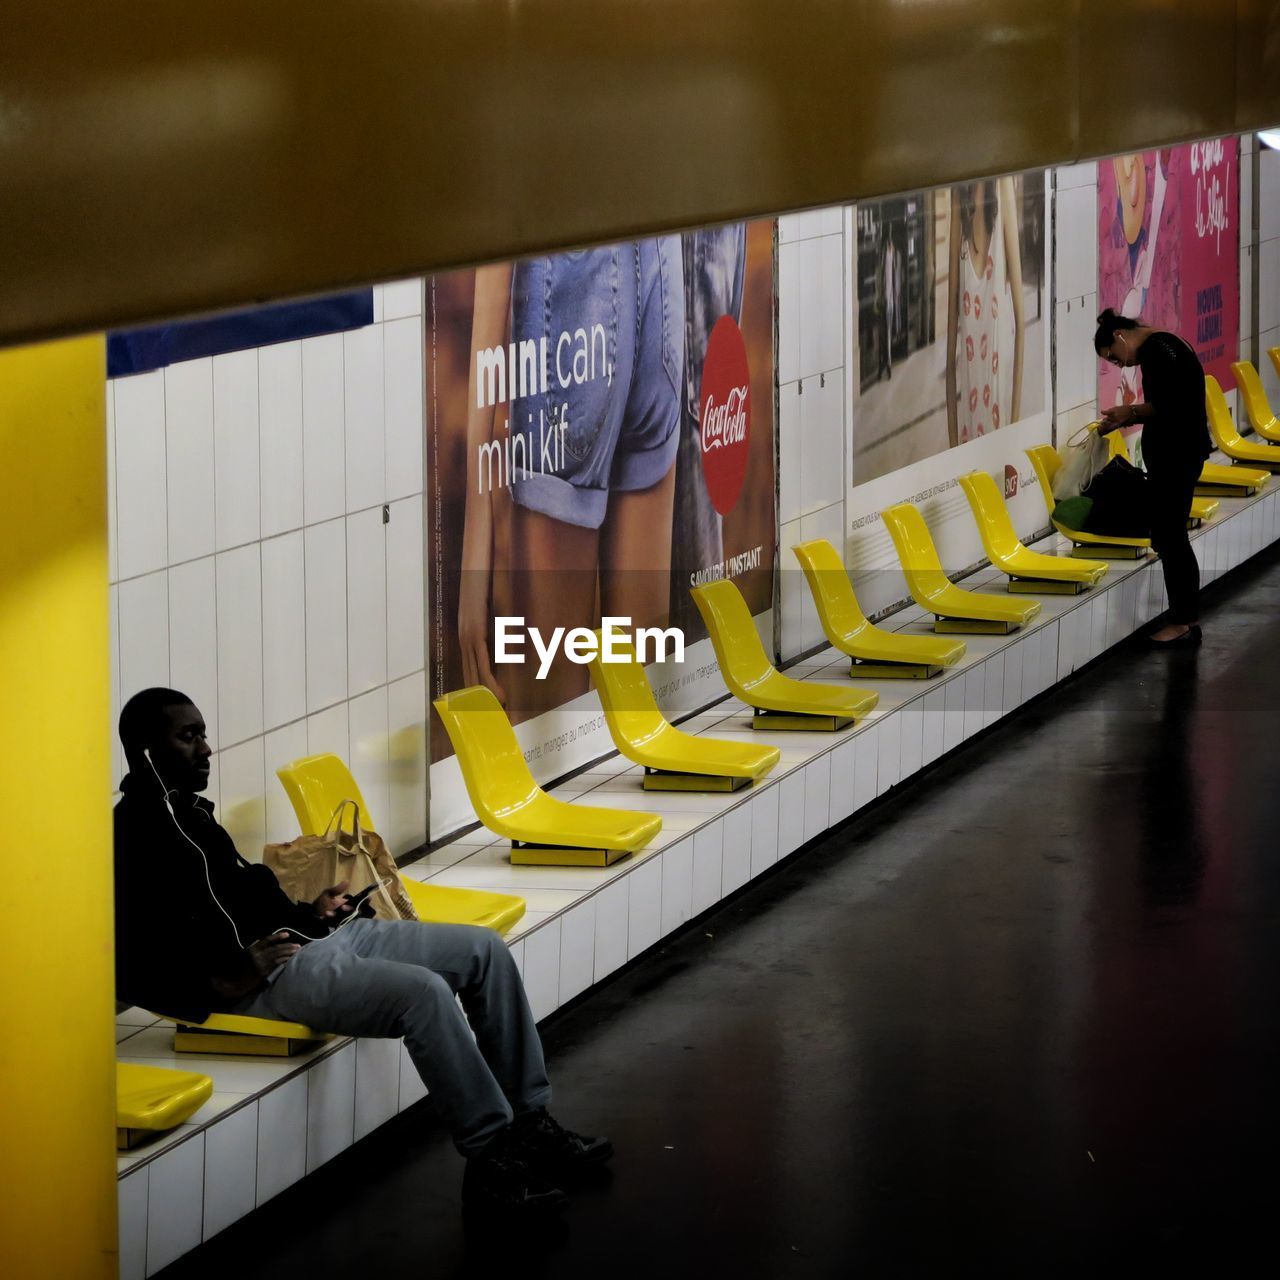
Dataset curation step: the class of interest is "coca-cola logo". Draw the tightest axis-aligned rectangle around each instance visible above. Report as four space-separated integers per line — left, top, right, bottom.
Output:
698 315 752 515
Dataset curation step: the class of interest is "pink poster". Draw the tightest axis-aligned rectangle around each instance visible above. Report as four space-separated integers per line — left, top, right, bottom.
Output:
1097 138 1239 409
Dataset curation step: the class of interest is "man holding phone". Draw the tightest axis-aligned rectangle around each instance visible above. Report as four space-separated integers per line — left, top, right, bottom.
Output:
114 687 610 1213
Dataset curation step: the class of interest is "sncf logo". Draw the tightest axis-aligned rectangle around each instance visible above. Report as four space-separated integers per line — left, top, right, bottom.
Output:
1004 464 1019 499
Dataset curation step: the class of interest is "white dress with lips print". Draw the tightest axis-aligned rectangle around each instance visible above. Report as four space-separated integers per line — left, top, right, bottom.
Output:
956 202 1010 445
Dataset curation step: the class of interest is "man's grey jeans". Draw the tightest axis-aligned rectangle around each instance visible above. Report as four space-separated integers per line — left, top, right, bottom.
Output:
236 918 551 1154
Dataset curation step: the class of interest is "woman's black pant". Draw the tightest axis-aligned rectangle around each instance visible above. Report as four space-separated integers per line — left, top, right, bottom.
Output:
1147 456 1203 625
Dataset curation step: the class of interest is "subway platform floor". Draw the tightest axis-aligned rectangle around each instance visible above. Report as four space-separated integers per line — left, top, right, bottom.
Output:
159 547 1280 1278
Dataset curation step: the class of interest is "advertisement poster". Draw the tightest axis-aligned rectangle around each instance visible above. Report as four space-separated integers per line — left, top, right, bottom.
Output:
852 172 1048 485
1097 138 1240 409
426 222 776 766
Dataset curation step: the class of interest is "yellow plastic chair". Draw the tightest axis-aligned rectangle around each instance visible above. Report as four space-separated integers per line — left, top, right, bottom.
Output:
1197 461 1269 497
1104 429 1219 525
1026 444 1151 559
958 470 1108 594
151 1009 331 1057
690 579 878 730
434 686 662 866
880 502 1041 633
792 538 965 678
1269 345 1280 383
116 1062 213 1150
1230 359 1280 443
277 753 525 934
588 633 779 791
1206 373 1280 470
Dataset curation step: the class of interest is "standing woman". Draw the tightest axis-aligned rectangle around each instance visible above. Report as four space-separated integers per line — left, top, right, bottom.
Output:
1095 309 1211 647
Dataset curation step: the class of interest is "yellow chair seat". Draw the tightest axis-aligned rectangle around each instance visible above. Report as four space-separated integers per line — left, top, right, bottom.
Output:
434 686 662 861
277 752 525 934
1198 461 1269 495
1026 443 1151 554
1104 430 1218 522
589 633 780 787
117 1061 213 1148
793 538 965 673
1231 359 1280 443
958 470 1108 589
1206 374 1280 467
691 579 878 727
151 1009 330 1056
881 502 1041 629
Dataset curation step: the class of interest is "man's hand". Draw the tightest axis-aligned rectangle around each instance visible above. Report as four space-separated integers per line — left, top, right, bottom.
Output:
312 880 351 921
247 933 301 977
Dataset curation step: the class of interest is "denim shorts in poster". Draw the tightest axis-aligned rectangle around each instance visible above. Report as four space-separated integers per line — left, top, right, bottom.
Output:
425 221 776 756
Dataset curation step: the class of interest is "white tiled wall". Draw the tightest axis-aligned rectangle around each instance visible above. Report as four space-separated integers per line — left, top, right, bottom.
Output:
107 282 429 859
1253 139 1280 410
1053 161 1102 437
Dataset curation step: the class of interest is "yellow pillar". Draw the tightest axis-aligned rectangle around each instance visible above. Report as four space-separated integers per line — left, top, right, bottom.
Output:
0 336 115 1278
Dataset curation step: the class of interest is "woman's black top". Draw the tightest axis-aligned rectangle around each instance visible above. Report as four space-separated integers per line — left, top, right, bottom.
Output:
1136 331 1212 473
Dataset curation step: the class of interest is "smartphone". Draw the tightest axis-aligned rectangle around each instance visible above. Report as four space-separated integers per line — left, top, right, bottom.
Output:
329 877 393 927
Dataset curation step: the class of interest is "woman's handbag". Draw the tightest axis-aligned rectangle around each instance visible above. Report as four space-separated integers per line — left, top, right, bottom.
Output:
264 801 419 923
1081 456 1150 537
1052 424 1111 500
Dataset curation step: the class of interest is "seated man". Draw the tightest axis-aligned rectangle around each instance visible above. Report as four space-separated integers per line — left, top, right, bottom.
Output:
113 687 610 1212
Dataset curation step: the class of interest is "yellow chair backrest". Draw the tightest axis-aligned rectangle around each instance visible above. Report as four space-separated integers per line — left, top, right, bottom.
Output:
433 686 541 821
689 580 774 690
277 753 370 837
1205 374 1242 446
957 470 1021 562
880 503 950 594
1105 428 1130 462
588 632 667 751
1025 444 1060 517
1269 346 1280 381
793 537 869 637
1231 360 1278 433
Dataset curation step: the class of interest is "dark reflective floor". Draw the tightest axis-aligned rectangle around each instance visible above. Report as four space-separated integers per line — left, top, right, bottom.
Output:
163 552 1280 1277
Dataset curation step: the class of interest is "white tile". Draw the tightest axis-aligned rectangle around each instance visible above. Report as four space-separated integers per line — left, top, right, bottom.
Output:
307 700 350 761
898 700 924 778
304 517 348 713
798 503 845 652
1055 160 1096 192
801 371 845 515
109 586 123 787
344 325 386 513
117 1166 148 1280
347 507 388 696
302 333 346 524
592 879 629 981
261 531 307 731
215 543 264 746
943 674 965 752
264 719 309 843
354 1037 402 1141
627 858 662 958
1055 184 1098 300
660 838 695 933
385 671 428 854
118 571 170 703
875 713 901 794
983 653 1004 729
256 1076 308 1204
1261 239 1280 335
778 771 806 856
213 349 261 550
721 801 752 894
963 663 985 739
146 1134 204 1274
778 517 805 661
167 556 219 749
800 234 844 377
558 900 597 1004
799 754 829 839
380 278 423 321
779 384 802 526
114 370 169 579
829 738 858 821
398 1042 429 1111
349 685 390 834
692 821 725 913
777 241 802 386
258 340 305 538
854 724 879 807
386 496 425 681
523 918 562 1020
164 358 216 565
921 687 945 765
384 316 425 502
107 383 119 581
749 786 780 878
218 735 266 862
202 1100 258 1240
306 1042 356 1173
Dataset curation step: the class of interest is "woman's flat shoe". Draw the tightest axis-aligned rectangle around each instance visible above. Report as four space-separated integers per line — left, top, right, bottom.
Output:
1149 625 1202 649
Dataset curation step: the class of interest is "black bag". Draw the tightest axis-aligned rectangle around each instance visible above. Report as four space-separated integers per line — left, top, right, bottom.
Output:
1081 456 1149 538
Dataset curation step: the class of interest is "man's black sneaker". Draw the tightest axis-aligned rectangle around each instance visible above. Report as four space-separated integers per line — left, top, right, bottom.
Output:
462 1132 567 1213
511 1108 614 1177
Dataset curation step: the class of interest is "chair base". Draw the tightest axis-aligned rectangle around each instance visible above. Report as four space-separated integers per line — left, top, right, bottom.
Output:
1071 543 1146 560
173 1026 325 1057
848 659 941 679
1231 456 1280 472
117 1127 167 1151
1008 577 1086 595
751 709 853 731
1186 516 1203 531
642 769 750 792
934 617 1018 634
1196 482 1258 497
510 843 632 867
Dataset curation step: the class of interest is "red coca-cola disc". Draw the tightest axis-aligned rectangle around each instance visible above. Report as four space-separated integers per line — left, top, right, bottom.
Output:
698 316 752 516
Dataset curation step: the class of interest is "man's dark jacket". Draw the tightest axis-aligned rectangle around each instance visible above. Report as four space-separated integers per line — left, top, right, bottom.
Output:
114 771 321 1021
